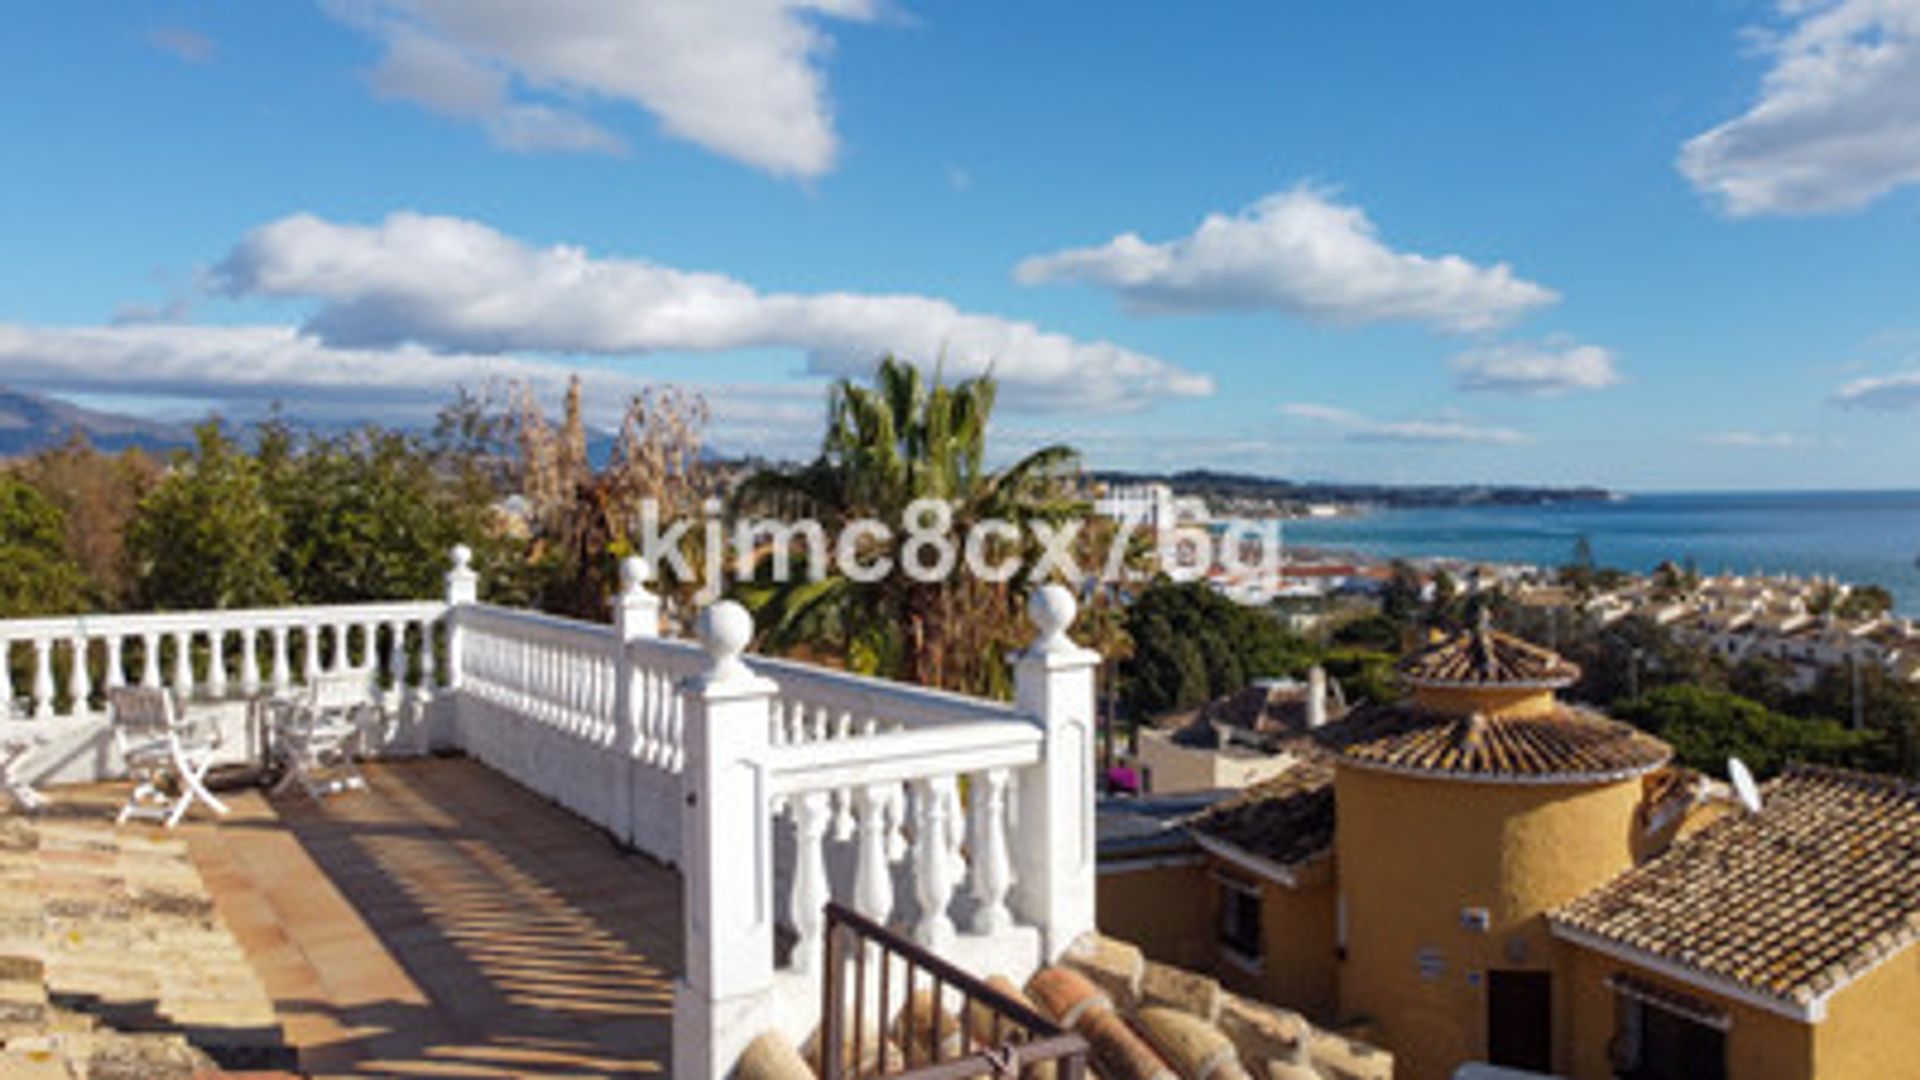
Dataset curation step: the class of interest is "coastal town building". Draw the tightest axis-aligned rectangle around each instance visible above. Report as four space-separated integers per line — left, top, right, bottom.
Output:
1099 614 1920 1080
1513 571 1920 691
1136 669 1348 795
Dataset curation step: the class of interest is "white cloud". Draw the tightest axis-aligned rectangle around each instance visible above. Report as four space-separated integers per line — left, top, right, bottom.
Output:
0 322 826 455
1697 430 1814 449
323 0 885 176
213 211 1213 412
1834 369 1920 409
149 27 216 64
1451 337 1620 396
1281 402 1529 445
1014 186 1557 333
1681 0 1920 215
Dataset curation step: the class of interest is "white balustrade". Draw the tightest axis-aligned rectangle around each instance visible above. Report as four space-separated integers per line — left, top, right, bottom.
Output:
0 601 449 722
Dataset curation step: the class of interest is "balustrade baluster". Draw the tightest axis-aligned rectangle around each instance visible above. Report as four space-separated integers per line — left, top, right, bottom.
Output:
31 639 54 719
104 636 125 690
790 790 832 973
140 632 161 688
67 635 91 714
420 619 439 691
207 629 228 698
271 626 292 693
302 625 321 683
969 769 1014 933
240 628 261 695
913 775 959 948
853 783 895 922
358 622 376 670
172 631 194 701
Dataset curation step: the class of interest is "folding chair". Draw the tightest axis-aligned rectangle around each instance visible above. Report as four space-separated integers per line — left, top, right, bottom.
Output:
109 687 229 828
270 671 377 800
0 733 48 812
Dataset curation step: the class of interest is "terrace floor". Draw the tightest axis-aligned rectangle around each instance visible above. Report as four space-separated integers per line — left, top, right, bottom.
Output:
170 758 681 1077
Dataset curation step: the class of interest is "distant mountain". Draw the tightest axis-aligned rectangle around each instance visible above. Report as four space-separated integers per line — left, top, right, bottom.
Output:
0 386 192 457
1091 468 1613 508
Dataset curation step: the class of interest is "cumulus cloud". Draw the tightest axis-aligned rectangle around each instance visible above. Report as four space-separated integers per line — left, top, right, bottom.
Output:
323 0 884 176
1014 186 1557 333
1451 337 1620 396
1697 430 1814 449
1681 0 1920 215
212 211 1212 412
1281 402 1529 445
149 27 216 64
0 322 827 454
1834 369 1920 409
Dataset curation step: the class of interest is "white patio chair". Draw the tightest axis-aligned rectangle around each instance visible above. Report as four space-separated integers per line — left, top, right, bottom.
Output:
0 732 48 812
109 687 229 828
270 671 378 800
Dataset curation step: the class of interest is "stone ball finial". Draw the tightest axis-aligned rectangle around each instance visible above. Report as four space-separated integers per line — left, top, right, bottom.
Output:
698 600 754 676
619 555 650 591
450 544 473 571
1030 584 1078 649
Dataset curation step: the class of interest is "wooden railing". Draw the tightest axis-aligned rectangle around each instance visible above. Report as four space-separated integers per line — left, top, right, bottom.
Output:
820 901 1088 1079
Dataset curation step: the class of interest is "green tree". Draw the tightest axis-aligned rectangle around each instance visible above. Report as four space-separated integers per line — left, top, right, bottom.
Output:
1380 560 1424 624
264 427 499 604
0 474 88 617
1798 665 1920 776
1118 581 1316 719
126 424 287 610
1836 585 1896 620
1331 612 1402 653
1612 685 1874 778
736 357 1082 695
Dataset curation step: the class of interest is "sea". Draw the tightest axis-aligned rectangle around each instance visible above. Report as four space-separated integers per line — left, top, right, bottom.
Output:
1278 490 1920 616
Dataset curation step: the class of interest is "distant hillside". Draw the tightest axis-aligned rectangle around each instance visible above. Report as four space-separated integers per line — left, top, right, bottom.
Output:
1092 468 1613 508
0 387 191 457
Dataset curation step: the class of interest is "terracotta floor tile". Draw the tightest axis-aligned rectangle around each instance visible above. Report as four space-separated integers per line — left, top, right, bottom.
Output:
169 758 680 1077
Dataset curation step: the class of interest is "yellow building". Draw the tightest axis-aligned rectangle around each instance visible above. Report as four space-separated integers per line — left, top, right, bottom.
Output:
1098 614 1920 1080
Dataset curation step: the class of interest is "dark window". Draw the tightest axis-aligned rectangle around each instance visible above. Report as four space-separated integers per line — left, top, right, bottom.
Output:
1611 991 1727 1080
1217 877 1261 962
1487 969 1553 1072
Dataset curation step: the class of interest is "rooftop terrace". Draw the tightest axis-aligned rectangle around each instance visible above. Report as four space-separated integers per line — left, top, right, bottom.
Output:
0 548 1104 1076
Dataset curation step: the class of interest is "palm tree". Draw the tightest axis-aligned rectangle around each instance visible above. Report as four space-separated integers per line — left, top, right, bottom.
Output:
735 357 1083 696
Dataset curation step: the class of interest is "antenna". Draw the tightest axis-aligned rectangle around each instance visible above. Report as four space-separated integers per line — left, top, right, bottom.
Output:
1728 757 1763 814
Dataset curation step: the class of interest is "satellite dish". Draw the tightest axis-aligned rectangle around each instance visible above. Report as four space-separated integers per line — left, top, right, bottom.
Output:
1728 757 1763 814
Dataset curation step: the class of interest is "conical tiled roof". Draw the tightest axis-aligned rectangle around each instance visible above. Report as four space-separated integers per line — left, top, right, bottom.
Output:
1397 610 1580 689
1323 704 1671 782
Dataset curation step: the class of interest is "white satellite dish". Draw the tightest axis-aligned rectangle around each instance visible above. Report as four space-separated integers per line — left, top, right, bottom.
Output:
1728 757 1763 814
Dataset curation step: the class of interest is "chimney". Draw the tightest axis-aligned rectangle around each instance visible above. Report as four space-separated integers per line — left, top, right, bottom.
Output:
1307 665 1329 729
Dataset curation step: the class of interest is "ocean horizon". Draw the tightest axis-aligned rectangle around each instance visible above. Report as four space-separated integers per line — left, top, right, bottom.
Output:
1280 488 1920 616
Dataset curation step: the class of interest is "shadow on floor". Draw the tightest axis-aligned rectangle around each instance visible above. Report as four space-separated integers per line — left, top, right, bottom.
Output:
187 757 682 1078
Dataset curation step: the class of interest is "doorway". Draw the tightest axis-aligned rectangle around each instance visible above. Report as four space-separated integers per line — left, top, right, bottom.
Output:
1486 969 1553 1072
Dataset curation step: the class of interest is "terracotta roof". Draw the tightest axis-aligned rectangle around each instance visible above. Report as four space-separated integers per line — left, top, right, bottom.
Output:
1323 703 1671 783
1397 613 1580 689
1551 765 1920 1015
1186 758 1336 869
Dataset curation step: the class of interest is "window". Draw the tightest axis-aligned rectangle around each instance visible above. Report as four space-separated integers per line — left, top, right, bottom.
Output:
1217 875 1262 966
1608 979 1727 1080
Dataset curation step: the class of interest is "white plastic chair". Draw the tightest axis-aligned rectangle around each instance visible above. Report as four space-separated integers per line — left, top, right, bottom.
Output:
109 687 229 828
271 671 379 800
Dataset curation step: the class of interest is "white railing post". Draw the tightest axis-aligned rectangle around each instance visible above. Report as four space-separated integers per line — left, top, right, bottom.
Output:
674 601 776 1080
612 556 660 846
441 544 479 751
1009 584 1100 962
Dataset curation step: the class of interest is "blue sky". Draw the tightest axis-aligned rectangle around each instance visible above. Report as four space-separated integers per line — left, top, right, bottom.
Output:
2 1 1918 490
